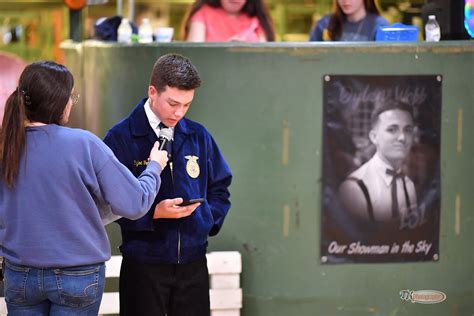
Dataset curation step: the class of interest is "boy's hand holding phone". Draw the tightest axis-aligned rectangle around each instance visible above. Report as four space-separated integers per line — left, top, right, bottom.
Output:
178 198 205 206
153 197 202 219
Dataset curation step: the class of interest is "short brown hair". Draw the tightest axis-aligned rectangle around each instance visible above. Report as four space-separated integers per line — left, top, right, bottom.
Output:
149 54 201 93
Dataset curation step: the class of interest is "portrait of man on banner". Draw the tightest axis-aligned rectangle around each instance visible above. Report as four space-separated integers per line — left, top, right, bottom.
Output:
320 75 441 264
338 100 417 224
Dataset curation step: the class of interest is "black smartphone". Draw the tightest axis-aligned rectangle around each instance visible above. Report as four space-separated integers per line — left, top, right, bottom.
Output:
178 198 204 206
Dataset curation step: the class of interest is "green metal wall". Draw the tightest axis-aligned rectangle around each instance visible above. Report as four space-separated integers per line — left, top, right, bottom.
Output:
62 41 474 316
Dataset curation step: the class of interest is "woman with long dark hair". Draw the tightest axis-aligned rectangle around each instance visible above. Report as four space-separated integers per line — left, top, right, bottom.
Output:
0 61 168 315
309 0 389 41
183 0 275 42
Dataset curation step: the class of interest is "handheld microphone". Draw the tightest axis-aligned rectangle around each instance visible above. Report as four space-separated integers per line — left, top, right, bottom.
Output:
158 128 173 151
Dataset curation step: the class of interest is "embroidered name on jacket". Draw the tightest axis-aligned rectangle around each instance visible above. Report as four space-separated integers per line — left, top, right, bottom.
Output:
133 159 149 167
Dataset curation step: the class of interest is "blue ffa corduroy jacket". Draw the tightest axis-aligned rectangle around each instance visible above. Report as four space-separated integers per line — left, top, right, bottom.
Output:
104 98 232 264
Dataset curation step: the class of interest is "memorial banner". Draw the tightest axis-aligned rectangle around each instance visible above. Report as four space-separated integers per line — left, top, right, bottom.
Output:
321 75 441 264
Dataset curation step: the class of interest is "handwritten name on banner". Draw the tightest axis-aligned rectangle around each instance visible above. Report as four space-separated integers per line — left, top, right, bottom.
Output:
333 82 428 106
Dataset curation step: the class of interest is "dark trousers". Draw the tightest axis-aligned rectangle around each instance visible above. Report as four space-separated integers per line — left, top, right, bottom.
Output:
119 257 210 316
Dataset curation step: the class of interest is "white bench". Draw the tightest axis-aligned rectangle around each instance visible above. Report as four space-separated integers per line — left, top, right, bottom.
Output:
0 297 4 316
0 251 242 316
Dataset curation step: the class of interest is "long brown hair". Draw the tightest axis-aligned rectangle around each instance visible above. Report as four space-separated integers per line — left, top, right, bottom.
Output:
328 0 381 40
0 61 74 187
182 0 275 41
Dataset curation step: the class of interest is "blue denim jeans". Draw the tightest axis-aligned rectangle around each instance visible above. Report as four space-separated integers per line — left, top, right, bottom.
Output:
3 261 105 315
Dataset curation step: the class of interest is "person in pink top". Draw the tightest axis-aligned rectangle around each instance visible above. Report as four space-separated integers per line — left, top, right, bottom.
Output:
183 0 275 42
0 53 26 127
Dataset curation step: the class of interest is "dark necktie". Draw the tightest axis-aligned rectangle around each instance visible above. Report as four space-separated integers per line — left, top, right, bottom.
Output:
158 122 167 129
386 169 403 219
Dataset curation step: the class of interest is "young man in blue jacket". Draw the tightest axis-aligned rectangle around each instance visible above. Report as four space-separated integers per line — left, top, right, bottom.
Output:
104 53 232 316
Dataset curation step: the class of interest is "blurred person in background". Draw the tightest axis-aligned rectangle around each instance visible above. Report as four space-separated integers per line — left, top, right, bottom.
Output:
0 60 168 315
183 0 275 42
309 0 389 41
0 53 26 126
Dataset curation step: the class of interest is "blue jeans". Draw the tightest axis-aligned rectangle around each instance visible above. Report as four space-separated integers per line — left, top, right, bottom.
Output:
3 261 105 315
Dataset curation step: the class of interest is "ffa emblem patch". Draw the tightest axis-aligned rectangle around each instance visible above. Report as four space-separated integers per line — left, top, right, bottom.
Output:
185 155 200 178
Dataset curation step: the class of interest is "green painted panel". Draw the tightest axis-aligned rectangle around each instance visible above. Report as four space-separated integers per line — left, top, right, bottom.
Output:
62 41 474 316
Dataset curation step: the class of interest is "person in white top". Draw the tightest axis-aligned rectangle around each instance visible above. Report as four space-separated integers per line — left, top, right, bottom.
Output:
339 101 417 223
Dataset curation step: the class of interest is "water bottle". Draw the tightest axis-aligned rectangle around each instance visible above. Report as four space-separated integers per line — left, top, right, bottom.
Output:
117 18 132 43
138 18 153 43
425 15 441 42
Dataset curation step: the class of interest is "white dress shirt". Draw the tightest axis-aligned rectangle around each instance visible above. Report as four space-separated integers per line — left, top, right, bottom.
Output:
339 153 417 222
144 98 174 139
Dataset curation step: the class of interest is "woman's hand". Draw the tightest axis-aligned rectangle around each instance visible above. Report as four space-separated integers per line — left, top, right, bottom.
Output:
149 141 168 169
